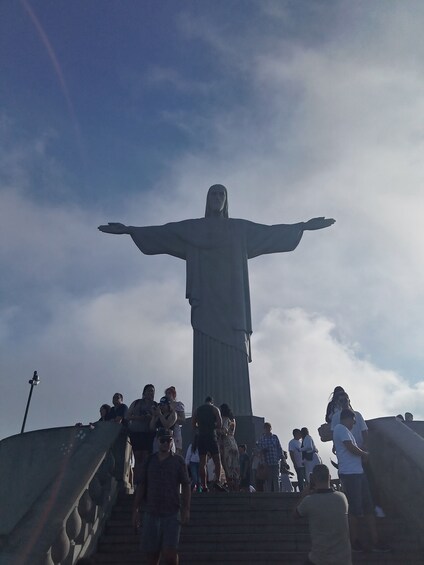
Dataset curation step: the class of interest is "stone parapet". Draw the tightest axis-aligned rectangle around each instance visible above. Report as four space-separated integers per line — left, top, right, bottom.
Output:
367 416 424 548
0 423 131 565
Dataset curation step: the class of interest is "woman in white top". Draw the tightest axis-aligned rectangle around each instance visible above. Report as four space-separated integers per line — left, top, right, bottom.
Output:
300 427 322 483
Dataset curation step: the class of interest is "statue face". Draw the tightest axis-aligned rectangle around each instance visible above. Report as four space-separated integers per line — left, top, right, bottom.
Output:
207 185 227 214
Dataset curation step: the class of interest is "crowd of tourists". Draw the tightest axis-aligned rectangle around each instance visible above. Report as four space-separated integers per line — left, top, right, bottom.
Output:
87 384 399 564
95 389 326 495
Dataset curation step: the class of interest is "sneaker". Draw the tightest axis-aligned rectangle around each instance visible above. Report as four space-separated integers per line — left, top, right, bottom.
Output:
351 540 364 553
371 543 391 553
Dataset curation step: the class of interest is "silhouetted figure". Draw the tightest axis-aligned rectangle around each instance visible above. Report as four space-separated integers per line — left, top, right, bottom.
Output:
99 404 111 421
192 396 223 491
127 384 157 484
106 392 128 423
133 428 191 565
325 386 345 423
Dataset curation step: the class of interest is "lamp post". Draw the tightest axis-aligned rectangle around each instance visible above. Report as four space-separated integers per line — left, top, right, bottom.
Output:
21 370 41 434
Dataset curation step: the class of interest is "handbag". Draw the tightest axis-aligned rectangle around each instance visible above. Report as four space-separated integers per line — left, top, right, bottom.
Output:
303 451 314 461
318 422 333 442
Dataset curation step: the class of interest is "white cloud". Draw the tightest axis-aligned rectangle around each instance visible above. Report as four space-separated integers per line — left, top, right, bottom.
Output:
250 307 423 466
2 2 424 457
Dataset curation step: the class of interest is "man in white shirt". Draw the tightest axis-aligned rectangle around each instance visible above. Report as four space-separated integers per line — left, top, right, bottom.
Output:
333 409 389 553
288 429 306 492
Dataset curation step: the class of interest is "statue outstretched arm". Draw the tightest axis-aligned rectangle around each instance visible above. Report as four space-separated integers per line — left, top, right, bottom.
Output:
98 221 187 259
98 222 132 235
246 217 335 259
302 217 336 231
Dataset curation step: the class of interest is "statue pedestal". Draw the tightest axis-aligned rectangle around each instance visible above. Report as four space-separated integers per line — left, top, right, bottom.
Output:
234 415 264 455
181 415 264 457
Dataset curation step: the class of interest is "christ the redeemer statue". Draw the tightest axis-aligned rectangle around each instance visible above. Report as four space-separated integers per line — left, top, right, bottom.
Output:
99 184 335 416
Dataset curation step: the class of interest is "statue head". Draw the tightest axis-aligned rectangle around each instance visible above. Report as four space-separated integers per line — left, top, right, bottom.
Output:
205 184 228 218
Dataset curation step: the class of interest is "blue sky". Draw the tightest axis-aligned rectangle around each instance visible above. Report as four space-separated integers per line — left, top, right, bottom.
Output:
2 1 424 466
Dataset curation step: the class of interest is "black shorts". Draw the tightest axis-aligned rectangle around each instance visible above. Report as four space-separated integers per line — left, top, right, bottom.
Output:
198 433 219 456
129 431 155 452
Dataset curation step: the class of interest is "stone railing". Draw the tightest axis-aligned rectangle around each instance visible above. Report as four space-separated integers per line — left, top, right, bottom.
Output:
367 416 424 546
0 422 132 565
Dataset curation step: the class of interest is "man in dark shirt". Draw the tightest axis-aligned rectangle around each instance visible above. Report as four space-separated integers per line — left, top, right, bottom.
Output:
133 428 191 565
192 396 223 491
106 393 128 423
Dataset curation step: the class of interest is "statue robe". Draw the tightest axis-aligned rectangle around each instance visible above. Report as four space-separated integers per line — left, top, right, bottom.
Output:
130 217 303 415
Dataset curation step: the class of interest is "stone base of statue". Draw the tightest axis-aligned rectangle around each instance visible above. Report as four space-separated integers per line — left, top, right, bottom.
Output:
233 415 265 455
193 331 253 417
181 415 264 458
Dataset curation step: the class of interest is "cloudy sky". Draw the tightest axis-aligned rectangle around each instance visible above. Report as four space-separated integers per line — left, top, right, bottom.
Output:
2 1 424 465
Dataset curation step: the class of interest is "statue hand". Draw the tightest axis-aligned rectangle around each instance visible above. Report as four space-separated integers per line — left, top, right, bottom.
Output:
303 217 335 231
98 222 128 235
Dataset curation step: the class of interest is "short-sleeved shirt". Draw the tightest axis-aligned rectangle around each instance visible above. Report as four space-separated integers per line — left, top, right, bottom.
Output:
297 490 352 565
257 433 283 466
331 410 368 449
106 403 128 421
333 424 363 474
288 438 303 468
141 453 190 515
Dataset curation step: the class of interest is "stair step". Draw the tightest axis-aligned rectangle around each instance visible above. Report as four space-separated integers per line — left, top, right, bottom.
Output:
90 493 424 565
94 549 424 564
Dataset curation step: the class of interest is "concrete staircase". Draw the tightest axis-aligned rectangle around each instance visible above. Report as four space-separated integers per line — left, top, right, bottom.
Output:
93 491 424 564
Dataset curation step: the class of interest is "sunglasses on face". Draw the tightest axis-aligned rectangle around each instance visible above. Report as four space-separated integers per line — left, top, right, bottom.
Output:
159 437 172 444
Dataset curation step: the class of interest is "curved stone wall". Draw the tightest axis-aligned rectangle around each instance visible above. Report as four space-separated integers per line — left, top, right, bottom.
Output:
368 416 424 547
0 423 131 565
